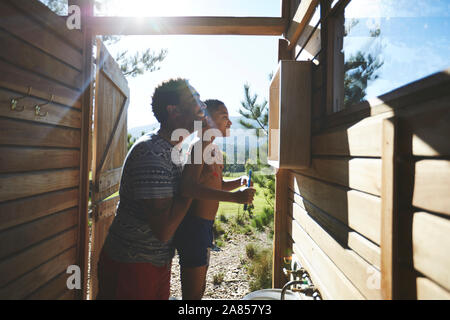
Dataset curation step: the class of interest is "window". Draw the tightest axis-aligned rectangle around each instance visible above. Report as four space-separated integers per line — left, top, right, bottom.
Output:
331 0 450 111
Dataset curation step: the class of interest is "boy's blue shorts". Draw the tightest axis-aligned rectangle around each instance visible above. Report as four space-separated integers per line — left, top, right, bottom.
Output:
174 214 214 268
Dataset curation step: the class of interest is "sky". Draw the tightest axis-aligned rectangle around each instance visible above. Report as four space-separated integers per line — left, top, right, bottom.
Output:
96 0 282 130
93 0 449 129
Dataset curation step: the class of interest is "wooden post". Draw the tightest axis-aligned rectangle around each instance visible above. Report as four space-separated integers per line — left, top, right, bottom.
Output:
281 0 291 36
272 168 290 288
272 37 293 289
278 38 293 61
380 117 398 299
70 0 94 300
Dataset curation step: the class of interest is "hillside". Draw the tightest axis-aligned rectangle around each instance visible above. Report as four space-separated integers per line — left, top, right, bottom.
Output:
128 116 262 139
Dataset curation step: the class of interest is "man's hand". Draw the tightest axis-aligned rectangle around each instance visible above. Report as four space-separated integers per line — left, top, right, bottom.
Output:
233 187 256 204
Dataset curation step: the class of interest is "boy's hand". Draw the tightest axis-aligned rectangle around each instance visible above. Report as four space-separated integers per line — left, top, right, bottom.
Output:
233 187 256 204
240 175 254 187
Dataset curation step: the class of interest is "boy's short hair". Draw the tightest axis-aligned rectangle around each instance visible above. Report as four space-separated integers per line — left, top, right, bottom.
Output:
151 78 191 124
204 99 225 117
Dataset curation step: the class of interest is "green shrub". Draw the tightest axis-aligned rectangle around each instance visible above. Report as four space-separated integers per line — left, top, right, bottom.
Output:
213 272 225 285
247 247 273 291
218 212 228 223
213 220 226 238
245 243 257 260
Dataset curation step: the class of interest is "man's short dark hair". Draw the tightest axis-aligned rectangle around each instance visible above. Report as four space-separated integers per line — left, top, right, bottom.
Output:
151 78 191 124
204 99 225 117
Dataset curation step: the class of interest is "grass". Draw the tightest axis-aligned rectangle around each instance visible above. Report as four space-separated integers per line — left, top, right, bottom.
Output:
218 173 267 218
245 244 273 291
213 272 225 285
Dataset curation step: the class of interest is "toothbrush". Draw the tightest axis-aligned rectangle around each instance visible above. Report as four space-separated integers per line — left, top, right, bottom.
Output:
244 169 252 211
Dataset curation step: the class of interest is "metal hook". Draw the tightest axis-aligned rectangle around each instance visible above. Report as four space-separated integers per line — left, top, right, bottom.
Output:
35 94 53 117
10 86 32 112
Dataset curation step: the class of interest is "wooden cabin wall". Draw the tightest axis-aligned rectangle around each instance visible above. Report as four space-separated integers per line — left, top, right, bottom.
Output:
276 1 450 299
284 65 450 299
0 0 88 299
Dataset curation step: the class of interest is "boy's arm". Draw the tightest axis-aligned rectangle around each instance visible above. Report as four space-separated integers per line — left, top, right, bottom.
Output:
222 177 244 191
179 141 253 203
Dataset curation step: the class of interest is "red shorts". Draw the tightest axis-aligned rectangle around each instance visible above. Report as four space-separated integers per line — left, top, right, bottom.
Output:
96 250 171 300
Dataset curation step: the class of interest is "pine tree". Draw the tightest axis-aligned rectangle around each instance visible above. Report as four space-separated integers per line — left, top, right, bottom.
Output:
237 82 275 214
238 84 268 136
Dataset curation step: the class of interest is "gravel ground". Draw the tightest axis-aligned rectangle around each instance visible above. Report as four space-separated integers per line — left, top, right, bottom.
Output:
170 231 271 300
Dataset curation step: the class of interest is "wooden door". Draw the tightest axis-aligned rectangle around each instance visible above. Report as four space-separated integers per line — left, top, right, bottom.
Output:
89 39 129 299
0 0 89 300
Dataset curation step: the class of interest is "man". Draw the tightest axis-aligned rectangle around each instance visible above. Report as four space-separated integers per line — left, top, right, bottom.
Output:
96 79 254 299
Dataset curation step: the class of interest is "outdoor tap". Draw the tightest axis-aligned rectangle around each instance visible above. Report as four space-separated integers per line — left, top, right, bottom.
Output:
280 280 308 300
283 267 306 279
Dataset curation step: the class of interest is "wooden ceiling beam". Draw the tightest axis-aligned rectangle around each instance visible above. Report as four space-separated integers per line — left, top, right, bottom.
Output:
89 16 287 36
286 0 320 50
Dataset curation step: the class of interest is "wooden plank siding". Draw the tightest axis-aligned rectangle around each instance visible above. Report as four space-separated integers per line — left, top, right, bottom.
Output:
413 160 450 216
289 199 382 299
0 0 88 300
288 191 380 269
281 73 450 299
412 211 450 292
278 0 450 300
289 172 381 244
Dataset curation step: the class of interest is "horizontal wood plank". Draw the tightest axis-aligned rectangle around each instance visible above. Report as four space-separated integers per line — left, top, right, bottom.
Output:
288 192 380 269
0 59 82 109
416 277 450 300
6 0 83 50
0 169 79 203
0 227 77 287
0 28 82 89
0 207 78 260
27 271 74 300
312 68 450 134
312 116 383 157
0 0 83 70
293 157 381 196
0 118 81 148
409 105 450 156
0 147 80 174
412 211 450 291
291 223 365 300
0 188 78 231
289 172 381 244
0 247 77 300
96 195 120 220
0 88 82 129
90 16 286 36
290 200 382 299
413 160 450 216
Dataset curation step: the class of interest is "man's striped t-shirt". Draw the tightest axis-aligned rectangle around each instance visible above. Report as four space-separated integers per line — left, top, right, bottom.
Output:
102 133 183 266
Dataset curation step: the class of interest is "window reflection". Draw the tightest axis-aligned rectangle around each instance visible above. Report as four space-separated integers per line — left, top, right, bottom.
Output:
343 0 450 108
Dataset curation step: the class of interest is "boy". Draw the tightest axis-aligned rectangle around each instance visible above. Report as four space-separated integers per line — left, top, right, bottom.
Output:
174 99 254 300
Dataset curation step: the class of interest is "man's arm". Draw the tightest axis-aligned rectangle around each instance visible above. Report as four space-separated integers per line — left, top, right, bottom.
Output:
142 195 192 243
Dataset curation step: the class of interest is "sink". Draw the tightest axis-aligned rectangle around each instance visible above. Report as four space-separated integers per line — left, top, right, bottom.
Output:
241 289 309 300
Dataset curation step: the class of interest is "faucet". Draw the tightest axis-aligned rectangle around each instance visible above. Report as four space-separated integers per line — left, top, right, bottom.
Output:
281 280 319 300
283 267 306 279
